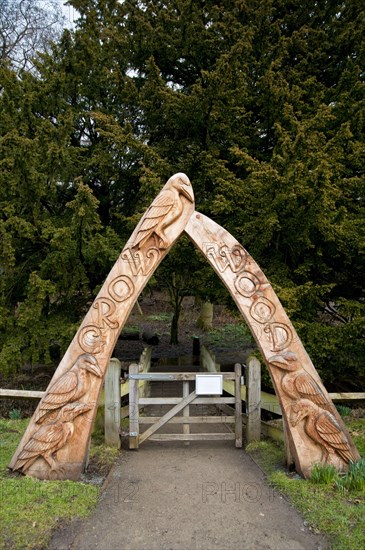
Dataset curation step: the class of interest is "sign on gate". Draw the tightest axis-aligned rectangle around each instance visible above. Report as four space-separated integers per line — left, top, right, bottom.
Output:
196 374 223 395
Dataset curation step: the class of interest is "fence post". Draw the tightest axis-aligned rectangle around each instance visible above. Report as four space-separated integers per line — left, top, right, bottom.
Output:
129 363 139 449
246 356 261 443
183 380 190 445
234 363 243 448
104 358 122 448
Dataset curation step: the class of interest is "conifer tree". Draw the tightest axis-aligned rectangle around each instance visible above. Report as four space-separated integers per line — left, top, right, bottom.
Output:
0 0 363 386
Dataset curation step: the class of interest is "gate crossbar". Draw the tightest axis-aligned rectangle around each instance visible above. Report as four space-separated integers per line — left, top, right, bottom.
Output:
129 372 236 381
139 390 197 444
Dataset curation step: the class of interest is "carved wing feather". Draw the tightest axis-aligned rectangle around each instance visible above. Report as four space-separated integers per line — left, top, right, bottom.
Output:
40 371 78 409
316 412 354 462
146 205 173 218
138 216 163 232
294 372 331 410
14 423 65 469
24 423 64 452
35 371 79 423
133 190 175 246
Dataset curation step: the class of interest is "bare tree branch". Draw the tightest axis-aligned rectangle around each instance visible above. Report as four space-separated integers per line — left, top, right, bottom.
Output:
0 0 64 72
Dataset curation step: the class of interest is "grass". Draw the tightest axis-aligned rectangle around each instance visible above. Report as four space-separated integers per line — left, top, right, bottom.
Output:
336 459 365 492
245 440 285 475
246 417 365 550
0 418 106 549
310 460 365 492
269 469 365 549
88 444 119 476
347 418 365 456
205 322 254 351
310 463 339 485
145 312 172 322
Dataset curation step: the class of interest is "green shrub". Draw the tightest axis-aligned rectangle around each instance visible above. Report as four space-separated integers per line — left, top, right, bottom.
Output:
336 405 352 417
336 459 365 492
205 322 254 350
310 463 339 485
8 409 21 420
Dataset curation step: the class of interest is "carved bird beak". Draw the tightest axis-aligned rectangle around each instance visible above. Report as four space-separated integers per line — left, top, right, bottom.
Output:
290 406 305 427
269 354 289 368
63 402 93 421
84 358 103 378
179 180 194 203
269 352 298 371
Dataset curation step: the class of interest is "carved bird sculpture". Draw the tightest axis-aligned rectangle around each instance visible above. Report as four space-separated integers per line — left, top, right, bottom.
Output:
290 398 355 464
131 173 194 250
14 402 92 476
269 352 332 412
35 353 102 424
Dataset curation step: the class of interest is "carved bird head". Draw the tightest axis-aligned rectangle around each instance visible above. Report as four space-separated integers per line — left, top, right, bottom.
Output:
268 351 298 371
290 399 317 426
76 354 103 377
58 402 93 422
167 172 194 203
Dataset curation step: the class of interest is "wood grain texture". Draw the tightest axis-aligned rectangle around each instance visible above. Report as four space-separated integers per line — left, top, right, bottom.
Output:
9 174 194 480
184 210 360 477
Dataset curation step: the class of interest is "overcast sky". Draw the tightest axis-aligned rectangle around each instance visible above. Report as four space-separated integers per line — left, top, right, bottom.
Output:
58 0 78 25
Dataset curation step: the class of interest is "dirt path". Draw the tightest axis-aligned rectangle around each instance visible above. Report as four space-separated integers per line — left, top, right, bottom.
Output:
51 441 327 550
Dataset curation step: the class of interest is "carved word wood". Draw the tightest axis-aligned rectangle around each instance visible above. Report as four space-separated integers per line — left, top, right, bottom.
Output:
10 174 359 480
184 212 359 477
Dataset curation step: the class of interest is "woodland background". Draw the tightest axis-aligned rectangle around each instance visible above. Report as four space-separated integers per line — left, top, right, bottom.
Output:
0 0 364 391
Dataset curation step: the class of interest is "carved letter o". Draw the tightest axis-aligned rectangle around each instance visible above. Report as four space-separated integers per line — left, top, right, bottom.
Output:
250 297 275 324
108 275 134 303
234 271 260 297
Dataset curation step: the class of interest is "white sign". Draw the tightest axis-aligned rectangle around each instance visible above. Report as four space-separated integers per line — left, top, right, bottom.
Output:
195 374 223 395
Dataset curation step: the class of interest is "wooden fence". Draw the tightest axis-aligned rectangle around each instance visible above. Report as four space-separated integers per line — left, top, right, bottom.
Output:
201 346 283 443
1 345 364 450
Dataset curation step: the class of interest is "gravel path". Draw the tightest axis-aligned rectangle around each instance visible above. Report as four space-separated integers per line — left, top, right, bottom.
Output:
50 366 328 550
51 442 327 550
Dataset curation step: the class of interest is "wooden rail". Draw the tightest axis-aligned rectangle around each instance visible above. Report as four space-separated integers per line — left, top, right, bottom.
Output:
200 346 365 445
0 389 45 398
2 345 364 450
201 347 365 406
200 346 281 414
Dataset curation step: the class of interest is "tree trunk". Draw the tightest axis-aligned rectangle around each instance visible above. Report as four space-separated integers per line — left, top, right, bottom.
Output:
196 301 213 331
135 299 143 316
170 307 180 344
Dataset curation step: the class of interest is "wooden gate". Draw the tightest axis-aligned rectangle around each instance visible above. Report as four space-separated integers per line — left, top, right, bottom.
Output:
128 364 243 449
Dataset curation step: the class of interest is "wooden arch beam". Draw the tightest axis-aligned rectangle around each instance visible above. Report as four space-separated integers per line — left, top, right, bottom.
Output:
184 211 359 477
9 173 195 480
10 175 359 480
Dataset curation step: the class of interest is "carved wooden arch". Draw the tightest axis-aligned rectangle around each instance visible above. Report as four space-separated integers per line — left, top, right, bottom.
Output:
10 173 359 480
